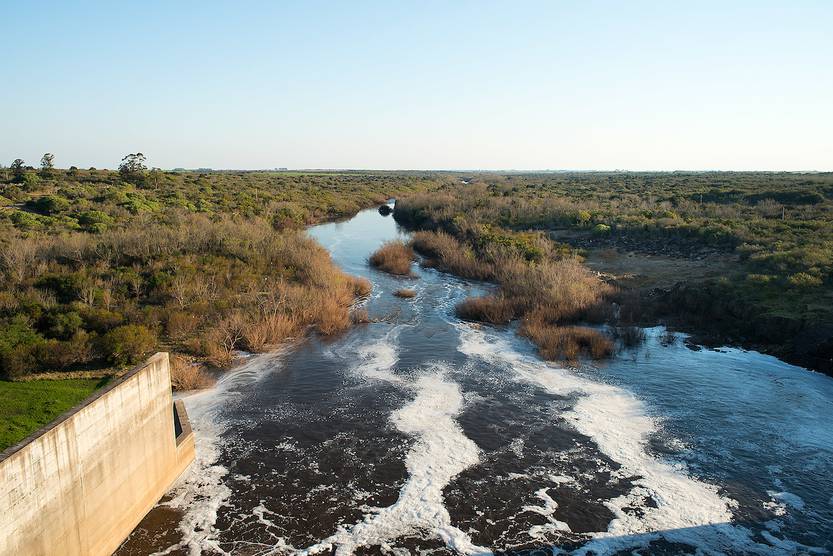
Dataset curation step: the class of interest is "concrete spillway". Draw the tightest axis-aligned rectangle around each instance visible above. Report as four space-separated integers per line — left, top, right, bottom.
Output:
0 352 194 556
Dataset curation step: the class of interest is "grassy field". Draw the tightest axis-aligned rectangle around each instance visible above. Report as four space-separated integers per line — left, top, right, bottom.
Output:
0 378 106 450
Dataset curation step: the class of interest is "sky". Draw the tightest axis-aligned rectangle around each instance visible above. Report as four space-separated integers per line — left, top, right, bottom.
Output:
2 1 832 171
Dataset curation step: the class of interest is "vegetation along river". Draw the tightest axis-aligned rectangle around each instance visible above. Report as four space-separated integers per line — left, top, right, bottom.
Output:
118 205 833 555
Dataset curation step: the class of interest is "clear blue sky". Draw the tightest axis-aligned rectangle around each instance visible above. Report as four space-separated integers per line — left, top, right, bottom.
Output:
2 1 831 171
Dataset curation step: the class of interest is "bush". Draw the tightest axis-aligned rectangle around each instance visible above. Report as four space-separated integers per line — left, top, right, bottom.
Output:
410 231 493 280
592 223 611 236
99 324 157 366
0 318 43 378
33 332 93 369
455 295 514 324
394 288 416 298
520 320 613 362
369 240 414 275
788 272 823 288
27 195 70 215
170 355 215 391
39 310 84 340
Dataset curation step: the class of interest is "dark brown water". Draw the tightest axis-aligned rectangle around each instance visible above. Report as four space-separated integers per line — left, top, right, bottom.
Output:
118 207 833 555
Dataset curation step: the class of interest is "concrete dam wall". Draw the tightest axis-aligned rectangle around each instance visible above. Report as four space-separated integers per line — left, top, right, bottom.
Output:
0 352 195 556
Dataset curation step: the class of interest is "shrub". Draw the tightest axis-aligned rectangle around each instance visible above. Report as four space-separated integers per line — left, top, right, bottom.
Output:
520 320 613 362
350 276 373 297
33 332 93 369
27 195 70 215
369 240 414 275
77 210 114 230
241 314 298 352
0 318 43 378
166 311 201 341
316 297 352 335
99 324 157 366
410 231 493 280
592 223 611 236
39 310 84 340
455 295 514 324
170 354 215 391
394 288 416 298
787 272 823 288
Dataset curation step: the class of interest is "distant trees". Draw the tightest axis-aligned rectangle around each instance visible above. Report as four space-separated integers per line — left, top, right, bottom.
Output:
119 153 147 184
40 153 55 177
10 158 25 182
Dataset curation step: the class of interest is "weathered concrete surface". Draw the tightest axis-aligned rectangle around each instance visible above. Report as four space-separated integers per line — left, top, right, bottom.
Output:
0 352 194 556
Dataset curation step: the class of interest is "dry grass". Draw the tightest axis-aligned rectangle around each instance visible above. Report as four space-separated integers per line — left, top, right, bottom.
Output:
369 240 415 275
170 354 216 391
520 320 614 362
410 231 493 280
350 276 373 298
455 295 514 324
241 314 299 352
393 288 416 298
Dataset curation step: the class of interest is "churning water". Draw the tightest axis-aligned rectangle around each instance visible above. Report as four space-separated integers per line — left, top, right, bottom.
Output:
118 207 833 555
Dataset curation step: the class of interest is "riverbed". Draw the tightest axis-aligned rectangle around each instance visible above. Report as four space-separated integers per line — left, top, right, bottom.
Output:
117 206 833 555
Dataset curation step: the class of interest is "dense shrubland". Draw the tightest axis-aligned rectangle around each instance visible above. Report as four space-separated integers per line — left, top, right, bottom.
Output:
0 214 372 378
0 166 437 381
395 174 833 286
396 172 833 370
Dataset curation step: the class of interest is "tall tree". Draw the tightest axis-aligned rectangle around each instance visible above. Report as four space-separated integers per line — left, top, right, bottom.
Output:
40 153 55 177
119 153 147 184
10 159 25 181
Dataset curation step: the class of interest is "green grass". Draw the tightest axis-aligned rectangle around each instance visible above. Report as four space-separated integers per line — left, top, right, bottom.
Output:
0 378 107 451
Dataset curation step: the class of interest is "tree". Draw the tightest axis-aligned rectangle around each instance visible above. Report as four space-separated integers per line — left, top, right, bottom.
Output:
118 153 147 183
40 153 55 177
147 167 163 190
11 158 25 181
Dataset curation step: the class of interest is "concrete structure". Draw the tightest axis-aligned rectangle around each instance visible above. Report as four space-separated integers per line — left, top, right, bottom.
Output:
0 352 194 556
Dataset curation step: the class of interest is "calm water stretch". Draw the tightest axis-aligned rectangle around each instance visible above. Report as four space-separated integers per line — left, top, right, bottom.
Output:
119 206 833 555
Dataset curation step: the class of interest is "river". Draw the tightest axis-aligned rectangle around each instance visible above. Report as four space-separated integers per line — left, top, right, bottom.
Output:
117 205 833 555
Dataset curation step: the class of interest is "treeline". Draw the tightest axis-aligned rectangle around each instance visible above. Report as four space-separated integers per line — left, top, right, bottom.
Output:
0 159 440 380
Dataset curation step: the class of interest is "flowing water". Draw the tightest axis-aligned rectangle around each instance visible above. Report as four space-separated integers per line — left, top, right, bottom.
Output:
118 206 833 555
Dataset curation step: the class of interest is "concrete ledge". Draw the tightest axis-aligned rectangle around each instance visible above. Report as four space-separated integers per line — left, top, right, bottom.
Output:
0 352 196 556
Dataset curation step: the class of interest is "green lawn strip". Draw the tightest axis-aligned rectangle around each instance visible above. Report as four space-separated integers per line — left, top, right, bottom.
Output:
0 378 108 451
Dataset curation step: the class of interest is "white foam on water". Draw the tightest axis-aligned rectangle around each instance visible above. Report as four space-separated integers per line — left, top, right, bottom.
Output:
457 324 806 555
150 352 288 556
524 488 572 538
767 490 805 511
352 330 405 385
300 361 490 556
